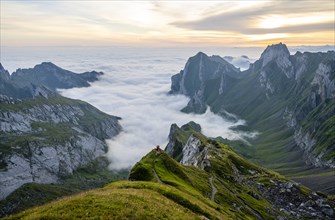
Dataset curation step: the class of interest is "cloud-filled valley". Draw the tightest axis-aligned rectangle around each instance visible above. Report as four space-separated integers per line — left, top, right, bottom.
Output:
3 45 333 170
59 50 255 169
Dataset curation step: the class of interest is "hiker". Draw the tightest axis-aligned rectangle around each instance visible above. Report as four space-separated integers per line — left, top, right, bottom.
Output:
156 145 160 151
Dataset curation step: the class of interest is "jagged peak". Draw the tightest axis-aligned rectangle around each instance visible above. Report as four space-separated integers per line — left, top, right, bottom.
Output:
180 121 201 133
262 42 289 55
194 51 208 58
12 62 64 76
0 63 10 80
40 61 55 66
0 62 5 71
260 42 290 67
209 55 231 66
168 123 180 139
34 62 63 70
168 121 201 138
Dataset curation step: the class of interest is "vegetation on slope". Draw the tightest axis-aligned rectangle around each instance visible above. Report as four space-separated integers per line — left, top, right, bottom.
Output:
0 95 120 156
3 117 334 219
162 122 335 219
4 138 334 219
171 49 335 193
5 180 226 220
0 94 122 217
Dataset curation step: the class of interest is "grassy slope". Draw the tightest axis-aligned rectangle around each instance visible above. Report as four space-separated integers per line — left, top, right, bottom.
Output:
129 146 285 220
201 53 335 192
5 181 224 220
4 136 330 219
6 148 271 220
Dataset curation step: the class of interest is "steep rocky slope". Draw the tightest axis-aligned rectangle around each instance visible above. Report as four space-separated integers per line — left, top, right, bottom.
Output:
162 122 334 219
169 44 335 192
169 52 241 114
7 122 334 219
0 63 122 216
0 94 121 200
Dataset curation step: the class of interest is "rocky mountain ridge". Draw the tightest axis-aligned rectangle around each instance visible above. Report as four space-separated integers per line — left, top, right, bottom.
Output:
0 62 102 99
0 63 121 203
4 122 334 219
163 121 334 219
0 94 121 201
169 43 335 172
170 51 241 114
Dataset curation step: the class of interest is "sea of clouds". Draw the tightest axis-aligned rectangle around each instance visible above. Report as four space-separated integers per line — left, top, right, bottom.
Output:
2 45 333 170
55 48 258 170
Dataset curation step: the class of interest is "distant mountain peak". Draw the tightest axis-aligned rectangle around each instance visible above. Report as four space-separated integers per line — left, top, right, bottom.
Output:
195 51 208 58
0 62 5 71
258 43 295 79
260 43 290 67
40 61 55 66
34 62 63 71
0 63 10 81
209 55 231 66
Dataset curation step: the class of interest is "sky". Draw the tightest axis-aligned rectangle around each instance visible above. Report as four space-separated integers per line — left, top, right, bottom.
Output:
1 0 334 47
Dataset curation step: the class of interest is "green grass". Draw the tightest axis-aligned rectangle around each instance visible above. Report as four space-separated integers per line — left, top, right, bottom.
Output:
128 137 289 219
186 51 335 186
0 157 128 217
4 126 323 219
5 181 226 220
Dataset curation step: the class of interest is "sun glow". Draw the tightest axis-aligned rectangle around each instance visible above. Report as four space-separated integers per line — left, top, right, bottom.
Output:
1 1 334 47
258 13 333 29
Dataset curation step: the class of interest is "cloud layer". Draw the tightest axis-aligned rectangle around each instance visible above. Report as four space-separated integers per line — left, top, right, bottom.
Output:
59 50 254 170
3 46 333 170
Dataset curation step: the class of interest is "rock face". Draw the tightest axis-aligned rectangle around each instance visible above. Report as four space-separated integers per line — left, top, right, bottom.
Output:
0 62 103 99
169 52 240 113
169 44 335 171
180 134 202 166
163 122 335 220
165 121 202 162
0 63 121 200
0 94 121 200
0 64 10 81
259 43 294 79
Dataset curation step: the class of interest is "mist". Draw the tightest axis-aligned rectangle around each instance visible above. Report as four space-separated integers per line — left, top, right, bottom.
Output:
57 49 258 170
4 46 326 170
60 69 254 170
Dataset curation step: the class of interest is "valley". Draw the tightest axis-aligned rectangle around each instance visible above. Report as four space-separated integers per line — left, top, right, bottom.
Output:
0 44 334 218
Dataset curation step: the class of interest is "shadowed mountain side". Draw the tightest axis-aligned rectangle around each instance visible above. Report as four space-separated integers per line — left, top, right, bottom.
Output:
169 43 335 193
0 62 103 99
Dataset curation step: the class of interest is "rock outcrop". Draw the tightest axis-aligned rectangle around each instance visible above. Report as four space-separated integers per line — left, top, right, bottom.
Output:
169 52 240 113
0 63 121 201
162 122 335 219
0 94 121 200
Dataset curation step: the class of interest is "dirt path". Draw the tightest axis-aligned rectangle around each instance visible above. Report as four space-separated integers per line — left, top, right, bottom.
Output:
238 197 263 220
152 168 163 184
218 179 263 220
209 176 218 201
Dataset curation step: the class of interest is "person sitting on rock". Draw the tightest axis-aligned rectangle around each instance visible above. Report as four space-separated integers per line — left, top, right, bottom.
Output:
155 145 161 153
